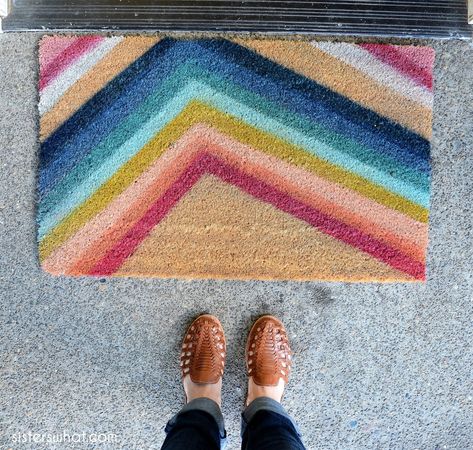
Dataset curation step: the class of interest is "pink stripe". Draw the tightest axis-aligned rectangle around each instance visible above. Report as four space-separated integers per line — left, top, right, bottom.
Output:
359 44 433 91
393 46 435 72
89 153 425 279
39 36 104 91
39 37 79 73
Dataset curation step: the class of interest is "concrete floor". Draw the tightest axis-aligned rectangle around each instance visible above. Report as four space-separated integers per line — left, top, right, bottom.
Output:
0 33 472 450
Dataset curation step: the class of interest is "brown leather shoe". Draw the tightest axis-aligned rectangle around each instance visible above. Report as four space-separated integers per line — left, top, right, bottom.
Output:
180 314 226 384
246 315 292 386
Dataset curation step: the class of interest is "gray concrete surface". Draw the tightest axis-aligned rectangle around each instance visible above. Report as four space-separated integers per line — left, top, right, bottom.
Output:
0 33 472 450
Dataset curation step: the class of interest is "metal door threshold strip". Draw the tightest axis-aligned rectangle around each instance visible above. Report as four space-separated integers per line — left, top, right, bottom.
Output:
1 0 472 38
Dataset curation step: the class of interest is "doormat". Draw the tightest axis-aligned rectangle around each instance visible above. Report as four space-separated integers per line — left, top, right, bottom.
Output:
37 36 434 281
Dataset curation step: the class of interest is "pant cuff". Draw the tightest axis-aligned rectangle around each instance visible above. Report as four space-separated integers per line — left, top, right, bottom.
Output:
241 397 302 438
177 397 226 439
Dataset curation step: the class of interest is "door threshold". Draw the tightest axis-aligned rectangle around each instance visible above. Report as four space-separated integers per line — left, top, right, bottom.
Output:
1 0 472 39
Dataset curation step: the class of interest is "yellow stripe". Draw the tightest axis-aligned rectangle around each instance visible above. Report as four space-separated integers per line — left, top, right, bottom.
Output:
235 39 432 140
39 100 428 260
40 37 160 141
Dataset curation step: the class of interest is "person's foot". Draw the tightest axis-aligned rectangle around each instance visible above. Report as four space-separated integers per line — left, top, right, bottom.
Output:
245 315 292 406
180 315 226 407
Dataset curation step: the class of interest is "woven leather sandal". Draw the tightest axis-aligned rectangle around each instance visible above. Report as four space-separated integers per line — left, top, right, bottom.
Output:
246 315 292 386
180 314 226 384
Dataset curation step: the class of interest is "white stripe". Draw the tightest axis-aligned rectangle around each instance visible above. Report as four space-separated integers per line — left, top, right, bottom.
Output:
39 37 124 116
311 41 433 109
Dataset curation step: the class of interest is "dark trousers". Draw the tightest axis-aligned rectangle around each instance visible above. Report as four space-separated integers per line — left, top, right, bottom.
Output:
162 397 305 450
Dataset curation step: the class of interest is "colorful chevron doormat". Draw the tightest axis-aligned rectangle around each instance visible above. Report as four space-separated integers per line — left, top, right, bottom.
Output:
37 36 434 281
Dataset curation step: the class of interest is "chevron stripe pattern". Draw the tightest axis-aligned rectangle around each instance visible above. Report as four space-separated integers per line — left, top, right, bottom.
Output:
37 36 434 281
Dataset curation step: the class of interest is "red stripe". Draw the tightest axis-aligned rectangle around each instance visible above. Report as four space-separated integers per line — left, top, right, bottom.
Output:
39 36 103 91
359 43 433 91
89 152 425 279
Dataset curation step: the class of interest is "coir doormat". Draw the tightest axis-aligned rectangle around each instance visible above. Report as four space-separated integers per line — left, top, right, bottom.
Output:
37 36 434 281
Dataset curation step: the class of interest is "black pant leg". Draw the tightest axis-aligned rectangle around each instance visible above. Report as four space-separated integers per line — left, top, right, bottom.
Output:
242 410 306 450
162 410 221 450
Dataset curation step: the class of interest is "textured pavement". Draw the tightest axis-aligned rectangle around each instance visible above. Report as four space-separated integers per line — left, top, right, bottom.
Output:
0 33 472 449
